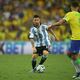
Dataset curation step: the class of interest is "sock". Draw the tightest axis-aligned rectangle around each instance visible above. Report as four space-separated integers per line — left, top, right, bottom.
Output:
32 59 36 69
75 58 80 73
71 60 80 73
71 60 79 73
39 55 47 65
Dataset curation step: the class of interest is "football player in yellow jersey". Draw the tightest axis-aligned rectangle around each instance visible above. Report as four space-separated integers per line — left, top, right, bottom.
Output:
49 2 80 79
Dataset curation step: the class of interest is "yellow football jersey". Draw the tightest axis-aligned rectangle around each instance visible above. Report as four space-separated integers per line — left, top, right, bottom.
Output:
63 11 80 40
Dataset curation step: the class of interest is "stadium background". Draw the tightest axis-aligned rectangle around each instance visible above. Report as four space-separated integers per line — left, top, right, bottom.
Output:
0 1 80 80
0 0 80 54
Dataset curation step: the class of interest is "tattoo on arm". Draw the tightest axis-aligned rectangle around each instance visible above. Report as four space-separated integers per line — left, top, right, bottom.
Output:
30 39 35 47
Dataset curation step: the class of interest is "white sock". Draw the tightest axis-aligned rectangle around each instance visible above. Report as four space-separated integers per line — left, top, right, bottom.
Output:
71 60 80 73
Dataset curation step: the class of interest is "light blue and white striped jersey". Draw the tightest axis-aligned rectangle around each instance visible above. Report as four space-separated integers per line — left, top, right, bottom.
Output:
29 24 51 47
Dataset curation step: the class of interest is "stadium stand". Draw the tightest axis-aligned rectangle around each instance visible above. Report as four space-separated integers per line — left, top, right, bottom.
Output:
0 0 79 41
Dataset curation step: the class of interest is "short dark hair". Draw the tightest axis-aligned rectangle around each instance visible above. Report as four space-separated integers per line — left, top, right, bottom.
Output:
33 15 40 18
71 2 79 8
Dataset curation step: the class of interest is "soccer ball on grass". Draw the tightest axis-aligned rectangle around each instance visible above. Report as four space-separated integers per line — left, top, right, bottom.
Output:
36 65 45 73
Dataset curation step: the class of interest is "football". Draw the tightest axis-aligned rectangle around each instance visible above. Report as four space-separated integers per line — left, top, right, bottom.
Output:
36 65 45 73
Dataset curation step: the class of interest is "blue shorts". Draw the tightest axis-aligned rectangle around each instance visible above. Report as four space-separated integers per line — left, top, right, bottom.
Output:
68 40 80 54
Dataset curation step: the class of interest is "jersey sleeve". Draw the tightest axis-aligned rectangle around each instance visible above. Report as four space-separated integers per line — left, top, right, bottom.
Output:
44 25 48 29
63 12 72 22
29 28 34 39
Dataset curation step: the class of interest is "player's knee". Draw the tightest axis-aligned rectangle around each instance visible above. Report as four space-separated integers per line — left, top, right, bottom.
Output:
67 51 78 60
43 50 49 55
32 54 38 59
71 55 78 61
67 51 72 59
42 51 48 59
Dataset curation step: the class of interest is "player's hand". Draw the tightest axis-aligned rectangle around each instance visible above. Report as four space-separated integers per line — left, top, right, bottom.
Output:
32 46 37 53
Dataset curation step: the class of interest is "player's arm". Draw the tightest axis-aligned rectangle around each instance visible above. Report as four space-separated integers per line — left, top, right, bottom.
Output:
30 38 35 47
47 19 66 41
30 38 37 53
49 12 71 29
29 28 37 52
29 30 35 47
48 28 58 41
48 19 66 29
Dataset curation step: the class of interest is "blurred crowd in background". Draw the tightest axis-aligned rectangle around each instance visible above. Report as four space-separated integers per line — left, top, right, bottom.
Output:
0 0 80 41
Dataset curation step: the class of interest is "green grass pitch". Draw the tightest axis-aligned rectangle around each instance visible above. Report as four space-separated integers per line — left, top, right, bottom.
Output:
0 54 75 80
